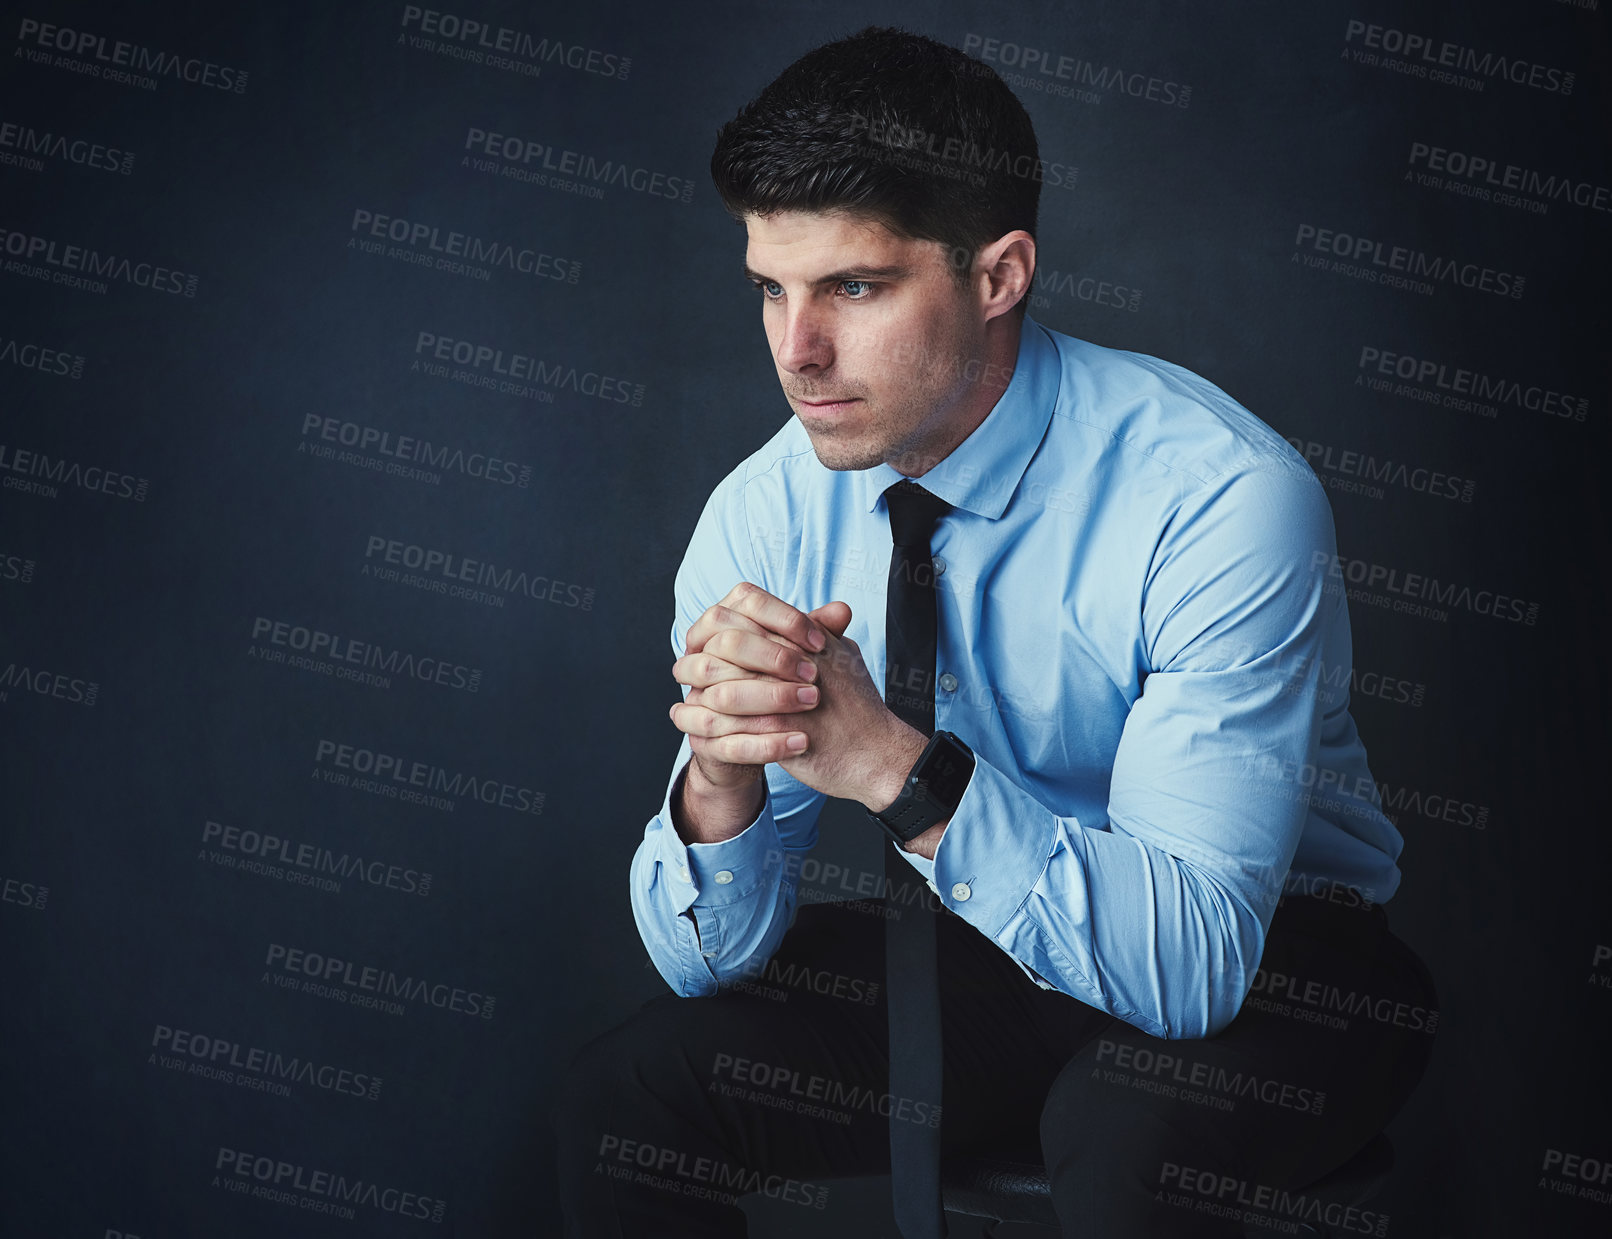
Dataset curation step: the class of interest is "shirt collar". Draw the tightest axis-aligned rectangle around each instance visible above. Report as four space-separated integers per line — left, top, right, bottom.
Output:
855 315 1061 520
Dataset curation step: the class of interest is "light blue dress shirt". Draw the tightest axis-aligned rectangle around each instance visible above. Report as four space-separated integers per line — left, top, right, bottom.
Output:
631 316 1401 1039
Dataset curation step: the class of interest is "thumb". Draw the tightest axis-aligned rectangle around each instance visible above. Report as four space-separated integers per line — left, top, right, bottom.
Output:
807 600 853 638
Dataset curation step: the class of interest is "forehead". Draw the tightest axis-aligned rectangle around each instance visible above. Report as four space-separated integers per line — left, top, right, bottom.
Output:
743 209 942 276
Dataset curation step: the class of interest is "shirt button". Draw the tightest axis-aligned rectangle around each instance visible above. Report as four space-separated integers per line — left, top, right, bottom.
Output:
932 556 947 576
938 672 958 693
678 865 691 883
714 870 734 885
950 882 972 902
926 877 939 896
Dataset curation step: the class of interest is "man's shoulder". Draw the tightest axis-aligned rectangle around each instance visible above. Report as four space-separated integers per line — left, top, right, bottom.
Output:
702 415 831 514
1038 324 1311 487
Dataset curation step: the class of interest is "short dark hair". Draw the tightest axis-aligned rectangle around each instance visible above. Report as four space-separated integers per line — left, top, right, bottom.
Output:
710 26 1040 303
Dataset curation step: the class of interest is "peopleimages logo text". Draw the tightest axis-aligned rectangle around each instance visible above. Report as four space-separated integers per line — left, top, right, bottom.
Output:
252 615 483 691
845 111 1076 190
415 332 643 405
300 414 532 486
314 737 544 815
154 1023 381 1099
961 33 1190 106
1285 436 1474 503
1343 19 1574 94
1294 224 1522 298
464 127 691 201
215 1146 445 1222
1313 551 1540 625
1408 142 1610 214
349 210 578 282
204 818 432 896
363 534 593 609
0 120 133 173
1356 346 1585 421
0 443 148 501
0 335 85 377
399 6 627 79
15 18 249 91
0 227 197 295
264 943 495 1019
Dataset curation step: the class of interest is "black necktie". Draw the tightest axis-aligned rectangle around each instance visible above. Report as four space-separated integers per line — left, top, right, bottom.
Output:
882 478 951 1238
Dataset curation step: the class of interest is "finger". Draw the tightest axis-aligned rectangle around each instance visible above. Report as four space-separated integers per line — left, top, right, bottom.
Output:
720 581 828 654
690 730 809 766
673 650 777 691
671 651 820 701
683 602 813 663
806 600 853 639
693 674 820 716
684 598 775 657
702 627 820 683
670 700 804 742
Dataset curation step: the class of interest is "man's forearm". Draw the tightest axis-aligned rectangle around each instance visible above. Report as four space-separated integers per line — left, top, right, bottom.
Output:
633 752 794 998
672 758 767 844
862 724 952 860
674 721 931 843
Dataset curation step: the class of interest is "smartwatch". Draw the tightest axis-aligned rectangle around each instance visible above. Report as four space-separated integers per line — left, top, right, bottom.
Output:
867 730 975 847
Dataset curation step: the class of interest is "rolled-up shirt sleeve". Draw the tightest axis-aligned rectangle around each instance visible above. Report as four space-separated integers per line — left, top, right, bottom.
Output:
930 460 1336 1039
629 468 827 996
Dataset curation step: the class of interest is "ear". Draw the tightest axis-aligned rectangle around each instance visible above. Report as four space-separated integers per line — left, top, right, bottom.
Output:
976 230 1036 321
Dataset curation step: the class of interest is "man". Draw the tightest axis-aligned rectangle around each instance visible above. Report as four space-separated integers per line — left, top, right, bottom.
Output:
555 26 1436 1237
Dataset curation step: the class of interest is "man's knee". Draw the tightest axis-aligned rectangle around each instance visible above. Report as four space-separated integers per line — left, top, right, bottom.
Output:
555 1000 686 1124
552 1023 627 1140
553 995 762 1147
1039 1050 1203 1175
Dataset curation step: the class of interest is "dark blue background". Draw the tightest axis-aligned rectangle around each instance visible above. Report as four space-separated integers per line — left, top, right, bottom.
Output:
2 1 1607 1234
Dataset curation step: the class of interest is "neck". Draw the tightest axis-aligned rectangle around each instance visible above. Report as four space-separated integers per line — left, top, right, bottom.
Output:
889 314 1024 477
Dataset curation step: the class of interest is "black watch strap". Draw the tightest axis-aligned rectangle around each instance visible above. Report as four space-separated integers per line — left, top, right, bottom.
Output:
867 730 974 845
871 789 937 845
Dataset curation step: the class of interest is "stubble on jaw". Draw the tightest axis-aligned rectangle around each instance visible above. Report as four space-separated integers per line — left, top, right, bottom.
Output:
791 326 986 474
798 408 907 473
798 370 981 475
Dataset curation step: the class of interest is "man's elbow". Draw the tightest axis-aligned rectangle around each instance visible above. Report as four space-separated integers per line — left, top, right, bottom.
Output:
642 948 719 999
1200 984 1252 1039
1149 980 1250 1041
1193 893 1267 1038
1154 926 1263 1039
704 950 773 993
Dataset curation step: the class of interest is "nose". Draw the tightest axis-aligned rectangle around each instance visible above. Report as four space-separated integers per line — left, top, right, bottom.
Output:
774 299 833 374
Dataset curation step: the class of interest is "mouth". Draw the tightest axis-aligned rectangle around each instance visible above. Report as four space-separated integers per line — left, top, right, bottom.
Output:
796 397 862 417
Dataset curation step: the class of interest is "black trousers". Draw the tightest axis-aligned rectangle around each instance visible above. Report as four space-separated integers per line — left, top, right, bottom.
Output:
554 889 1437 1237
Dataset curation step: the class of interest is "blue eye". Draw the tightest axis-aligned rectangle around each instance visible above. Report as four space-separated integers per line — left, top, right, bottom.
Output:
750 279 874 300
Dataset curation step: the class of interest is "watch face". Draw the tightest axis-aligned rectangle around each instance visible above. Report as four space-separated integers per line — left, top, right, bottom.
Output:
917 733 974 807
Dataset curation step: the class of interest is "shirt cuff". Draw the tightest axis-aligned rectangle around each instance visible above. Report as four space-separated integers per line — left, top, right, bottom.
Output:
653 758 783 908
903 850 936 887
930 753 1058 933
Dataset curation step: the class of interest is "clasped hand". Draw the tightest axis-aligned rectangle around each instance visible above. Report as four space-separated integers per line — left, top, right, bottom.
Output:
667 581 920 811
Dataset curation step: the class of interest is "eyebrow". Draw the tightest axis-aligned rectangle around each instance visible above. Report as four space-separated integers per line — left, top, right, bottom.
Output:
743 263 915 286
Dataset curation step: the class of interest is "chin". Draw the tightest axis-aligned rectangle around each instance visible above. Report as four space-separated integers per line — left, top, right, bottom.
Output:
806 435 887 473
